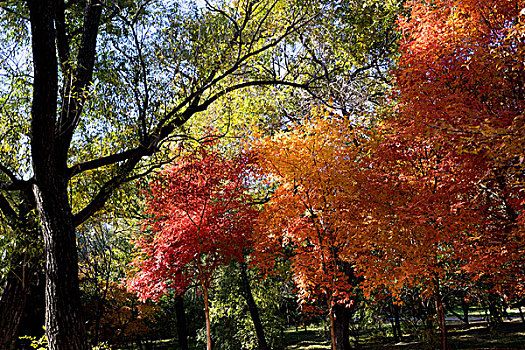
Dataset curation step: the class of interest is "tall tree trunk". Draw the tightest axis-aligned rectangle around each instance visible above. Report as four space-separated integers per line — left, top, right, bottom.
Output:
28 0 95 347
202 284 212 350
239 262 270 350
328 300 337 350
0 265 33 349
461 296 469 325
333 303 352 350
434 280 449 350
33 184 89 350
174 293 189 350
391 301 402 341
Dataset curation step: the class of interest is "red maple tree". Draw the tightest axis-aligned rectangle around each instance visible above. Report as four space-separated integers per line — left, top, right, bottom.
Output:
127 143 256 349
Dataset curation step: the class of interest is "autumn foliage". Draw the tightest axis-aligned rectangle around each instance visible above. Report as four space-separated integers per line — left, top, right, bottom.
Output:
125 1 524 348
251 2 524 349
390 0 525 292
127 142 256 348
127 143 255 300
252 111 370 348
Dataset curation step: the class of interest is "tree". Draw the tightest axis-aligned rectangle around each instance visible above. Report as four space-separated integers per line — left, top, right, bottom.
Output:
0 0 326 347
127 143 256 350
253 110 367 350
356 128 484 349
392 0 524 297
354 1 525 348
0 193 42 349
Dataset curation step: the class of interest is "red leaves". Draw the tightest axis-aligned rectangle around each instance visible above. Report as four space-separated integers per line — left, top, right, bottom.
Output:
127 144 256 301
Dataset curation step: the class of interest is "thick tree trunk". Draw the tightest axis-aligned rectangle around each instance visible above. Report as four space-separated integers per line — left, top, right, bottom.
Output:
333 303 352 350
391 302 402 341
174 294 189 350
28 0 94 347
33 184 89 350
0 265 32 349
239 262 270 350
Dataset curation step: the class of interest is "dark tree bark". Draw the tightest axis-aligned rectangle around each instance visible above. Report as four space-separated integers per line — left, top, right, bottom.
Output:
28 0 88 346
33 182 89 350
0 265 32 349
433 280 449 350
27 0 102 347
239 262 270 350
174 294 189 350
3 0 316 347
333 303 352 350
461 297 470 325
391 302 402 341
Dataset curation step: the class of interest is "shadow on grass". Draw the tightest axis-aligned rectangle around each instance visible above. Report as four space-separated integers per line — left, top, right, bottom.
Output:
284 321 525 350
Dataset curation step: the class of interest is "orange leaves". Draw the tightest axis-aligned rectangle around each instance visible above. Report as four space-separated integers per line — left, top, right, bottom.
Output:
396 0 524 137
252 109 366 305
379 0 525 297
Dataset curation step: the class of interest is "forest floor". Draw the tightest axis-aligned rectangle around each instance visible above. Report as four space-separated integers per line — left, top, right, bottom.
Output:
284 319 525 350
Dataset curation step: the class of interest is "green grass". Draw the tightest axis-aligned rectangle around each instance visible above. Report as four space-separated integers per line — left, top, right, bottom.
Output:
284 321 525 350
284 327 331 350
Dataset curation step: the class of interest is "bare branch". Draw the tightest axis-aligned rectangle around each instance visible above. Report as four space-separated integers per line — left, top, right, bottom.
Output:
57 0 103 154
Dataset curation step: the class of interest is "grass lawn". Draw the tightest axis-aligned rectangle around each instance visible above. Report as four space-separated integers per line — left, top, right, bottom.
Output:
284 320 525 349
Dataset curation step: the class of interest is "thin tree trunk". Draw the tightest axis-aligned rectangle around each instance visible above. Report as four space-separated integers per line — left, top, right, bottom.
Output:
434 280 449 350
202 284 212 350
391 302 402 341
328 300 337 350
174 293 189 350
461 297 469 325
239 262 270 350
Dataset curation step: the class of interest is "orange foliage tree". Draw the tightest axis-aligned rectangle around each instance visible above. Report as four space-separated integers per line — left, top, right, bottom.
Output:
392 0 525 293
357 128 486 349
253 110 369 350
355 1 525 348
